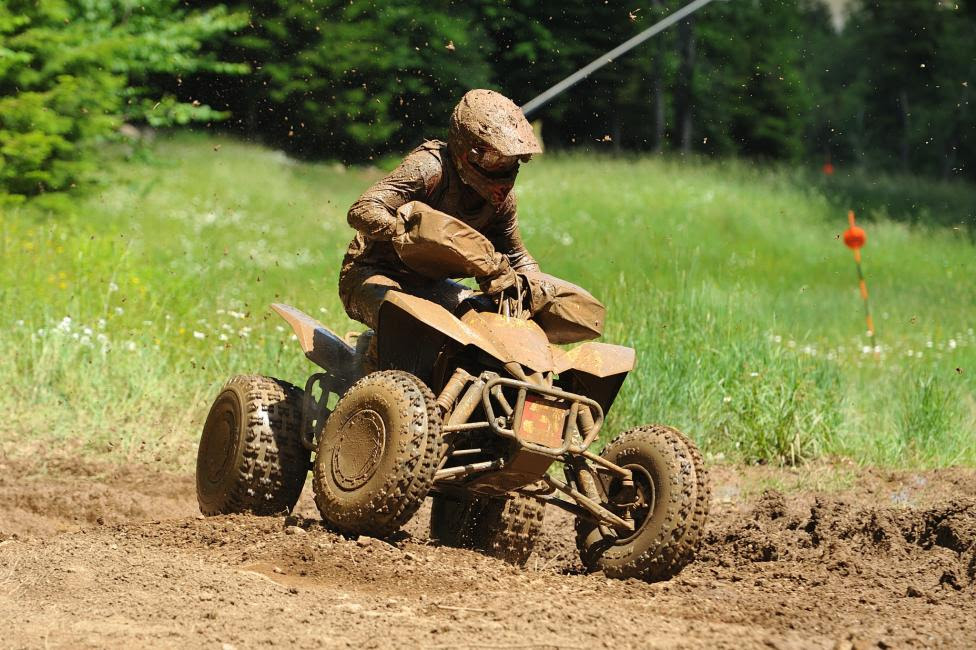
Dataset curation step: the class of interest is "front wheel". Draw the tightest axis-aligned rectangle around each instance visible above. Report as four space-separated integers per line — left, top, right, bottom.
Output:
312 370 443 537
575 425 709 581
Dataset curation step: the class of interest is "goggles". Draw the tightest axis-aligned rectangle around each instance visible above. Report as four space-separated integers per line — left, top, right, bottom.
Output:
466 147 533 176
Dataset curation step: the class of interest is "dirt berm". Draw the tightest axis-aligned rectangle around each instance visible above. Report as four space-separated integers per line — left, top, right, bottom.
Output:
1 460 975 649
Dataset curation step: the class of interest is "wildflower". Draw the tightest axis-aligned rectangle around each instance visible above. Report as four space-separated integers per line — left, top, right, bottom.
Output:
749 372 759 378
83 327 93 336
109 282 119 292
97 318 106 329
193 331 205 340
15 320 24 327
949 339 957 350
723 396 732 403
559 233 574 246
275 325 285 333
219 334 228 342
861 345 872 354
926 341 933 348
115 307 124 315
56 317 73 333
125 341 137 351
773 335 782 343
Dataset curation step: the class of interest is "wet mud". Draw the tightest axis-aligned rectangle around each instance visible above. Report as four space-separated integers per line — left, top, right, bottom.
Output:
1 461 974 649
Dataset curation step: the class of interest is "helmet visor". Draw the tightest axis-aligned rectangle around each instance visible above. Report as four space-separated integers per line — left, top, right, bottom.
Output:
467 147 532 176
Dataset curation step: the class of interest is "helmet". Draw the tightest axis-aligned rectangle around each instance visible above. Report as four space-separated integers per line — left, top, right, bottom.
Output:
448 89 542 206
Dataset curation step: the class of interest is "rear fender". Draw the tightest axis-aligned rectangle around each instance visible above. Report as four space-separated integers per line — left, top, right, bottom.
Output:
270 303 358 385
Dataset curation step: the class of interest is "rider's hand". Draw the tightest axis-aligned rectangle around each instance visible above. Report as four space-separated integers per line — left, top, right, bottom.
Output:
477 253 517 295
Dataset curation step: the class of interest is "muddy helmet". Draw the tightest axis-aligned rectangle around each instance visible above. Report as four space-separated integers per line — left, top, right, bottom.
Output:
448 89 542 206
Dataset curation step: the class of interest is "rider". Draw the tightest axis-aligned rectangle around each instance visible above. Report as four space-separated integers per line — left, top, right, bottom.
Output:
339 89 542 331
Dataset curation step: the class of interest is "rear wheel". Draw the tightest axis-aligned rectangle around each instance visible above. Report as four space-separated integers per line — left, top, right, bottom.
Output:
575 425 708 580
313 370 442 537
430 493 545 565
196 375 309 516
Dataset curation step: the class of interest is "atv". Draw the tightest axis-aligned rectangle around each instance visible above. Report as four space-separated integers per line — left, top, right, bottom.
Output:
196 209 709 580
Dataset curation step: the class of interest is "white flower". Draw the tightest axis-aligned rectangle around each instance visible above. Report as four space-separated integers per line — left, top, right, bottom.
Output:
83 326 93 336
219 334 228 342
193 331 205 340
56 317 73 333
15 320 24 327
559 233 574 246
114 307 124 315
125 341 137 352
275 325 285 333
926 341 933 348
723 396 732 403
108 282 119 292
907 350 914 357
97 318 107 329
862 345 872 354
949 339 957 349
773 335 782 343
749 372 759 378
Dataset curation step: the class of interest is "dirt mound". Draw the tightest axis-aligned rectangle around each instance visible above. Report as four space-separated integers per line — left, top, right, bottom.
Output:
708 491 976 593
2 463 976 648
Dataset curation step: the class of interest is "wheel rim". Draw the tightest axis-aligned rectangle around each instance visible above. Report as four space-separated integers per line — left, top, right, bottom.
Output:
199 394 241 489
332 408 386 490
610 464 656 544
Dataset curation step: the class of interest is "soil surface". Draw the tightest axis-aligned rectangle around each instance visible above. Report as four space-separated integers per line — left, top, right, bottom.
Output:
2 459 975 649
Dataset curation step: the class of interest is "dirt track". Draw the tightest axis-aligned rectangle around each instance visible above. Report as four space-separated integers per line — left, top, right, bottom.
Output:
1 460 975 649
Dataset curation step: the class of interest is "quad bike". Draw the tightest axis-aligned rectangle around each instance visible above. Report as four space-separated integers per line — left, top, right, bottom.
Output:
196 206 709 580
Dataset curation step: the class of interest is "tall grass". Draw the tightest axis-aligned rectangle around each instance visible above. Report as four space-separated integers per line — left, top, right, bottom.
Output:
1 133 973 469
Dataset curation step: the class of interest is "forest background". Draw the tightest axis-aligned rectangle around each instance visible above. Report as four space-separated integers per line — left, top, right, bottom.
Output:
2 0 975 205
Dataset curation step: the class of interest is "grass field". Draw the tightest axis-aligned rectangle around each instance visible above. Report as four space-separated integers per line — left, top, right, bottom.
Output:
1 133 974 469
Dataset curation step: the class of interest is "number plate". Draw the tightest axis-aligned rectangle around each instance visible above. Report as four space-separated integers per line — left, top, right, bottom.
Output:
517 395 569 448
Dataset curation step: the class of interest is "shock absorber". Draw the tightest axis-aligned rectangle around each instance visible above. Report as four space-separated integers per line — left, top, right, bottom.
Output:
435 367 473 416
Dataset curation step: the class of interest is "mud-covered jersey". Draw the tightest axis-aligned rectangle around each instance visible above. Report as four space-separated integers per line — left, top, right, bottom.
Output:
341 140 539 277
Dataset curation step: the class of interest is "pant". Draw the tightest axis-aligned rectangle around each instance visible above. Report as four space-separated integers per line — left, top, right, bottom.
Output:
338 263 473 331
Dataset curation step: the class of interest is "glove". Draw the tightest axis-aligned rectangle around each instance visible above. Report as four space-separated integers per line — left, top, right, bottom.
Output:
476 253 517 295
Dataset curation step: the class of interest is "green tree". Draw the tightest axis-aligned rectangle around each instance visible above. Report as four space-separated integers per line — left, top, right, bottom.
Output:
0 0 245 203
184 0 494 160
